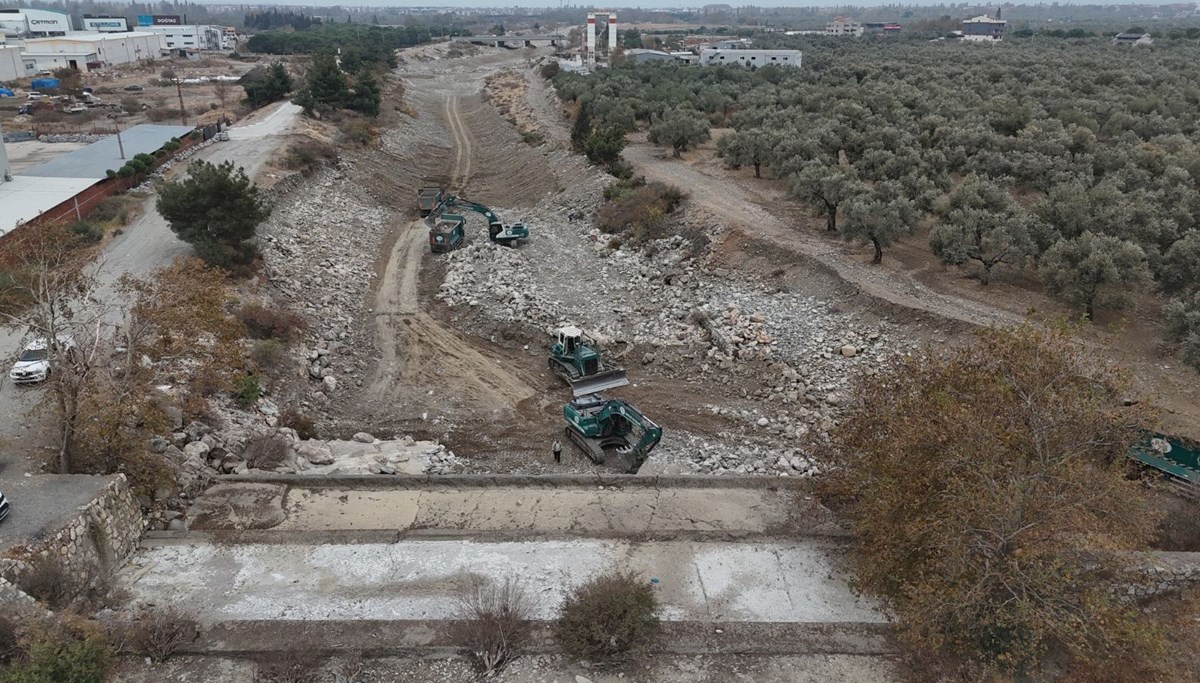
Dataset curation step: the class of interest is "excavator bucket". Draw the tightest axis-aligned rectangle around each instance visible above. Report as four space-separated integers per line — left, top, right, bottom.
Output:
571 369 629 398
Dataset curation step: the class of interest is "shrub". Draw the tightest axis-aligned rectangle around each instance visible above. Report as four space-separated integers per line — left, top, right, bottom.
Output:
88 198 129 226
0 617 18 665
283 141 338 175
242 432 290 470
4 618 112 683
237 304 307 341
17 556 79 611
520 130 544 147
540 61 560 79
250 339 288 371
554 570 660 663
452 578 533 676
118 608 198 663
234 374 262 409
146 107 182 122
596 182 684 243
279 407 318 440
68 220 103 243
338 118 375 145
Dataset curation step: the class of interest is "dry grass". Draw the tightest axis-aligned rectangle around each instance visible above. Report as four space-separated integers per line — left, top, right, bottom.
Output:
451 577 534 676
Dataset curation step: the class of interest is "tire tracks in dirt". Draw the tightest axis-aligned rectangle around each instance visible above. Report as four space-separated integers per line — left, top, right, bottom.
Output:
367 89 535 412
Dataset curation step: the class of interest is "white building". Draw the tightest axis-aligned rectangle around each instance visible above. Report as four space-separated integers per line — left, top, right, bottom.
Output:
961 14 1007 42
1112 32 1153 46
0 121 11 183
0 8 72 38
20 32 163 72
82 16 130 33
0 43 28 81
826 17 864 37
699 48 802 68
140 24 226 51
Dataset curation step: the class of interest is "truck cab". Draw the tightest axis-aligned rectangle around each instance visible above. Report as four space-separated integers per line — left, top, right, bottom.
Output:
429 214 465 253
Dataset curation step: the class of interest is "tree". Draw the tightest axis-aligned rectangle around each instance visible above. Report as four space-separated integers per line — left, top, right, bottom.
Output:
930 176 1035 285
156 161 270 268
212 79 231 108
1160 230 1200 296
840 181 917 264
241 61 292 107
622 28 642 49
347 70 381 117
825 325 1164 679
788 163 863 233
647 108 710 158
293 50 346 115
717 129 773 178
1166 292 1200 373
1038 232 1152 320
583 126 626 168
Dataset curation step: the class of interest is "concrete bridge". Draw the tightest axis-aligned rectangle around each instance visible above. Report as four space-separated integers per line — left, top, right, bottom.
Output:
454 34 562 48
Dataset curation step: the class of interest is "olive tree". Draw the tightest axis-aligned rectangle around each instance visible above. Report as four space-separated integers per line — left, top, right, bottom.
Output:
1166 292 1200 373
1160 230 1200 296
716 128 774 178
647 108 710 158
840 180 917 264
789 163 863 233
930 176 1036 284
1038 231 1152 320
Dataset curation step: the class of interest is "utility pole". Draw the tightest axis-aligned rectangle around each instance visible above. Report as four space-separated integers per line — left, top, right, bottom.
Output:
174 78 187 126
108 114 125 159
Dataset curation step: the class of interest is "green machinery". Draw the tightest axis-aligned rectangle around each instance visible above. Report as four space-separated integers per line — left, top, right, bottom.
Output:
423 191 530 251
563 393 663 474
1129 433 1200 487
549 325 629 397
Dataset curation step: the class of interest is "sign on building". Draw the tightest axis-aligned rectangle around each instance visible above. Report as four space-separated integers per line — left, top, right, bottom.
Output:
151 15 183 26
82 16 129 32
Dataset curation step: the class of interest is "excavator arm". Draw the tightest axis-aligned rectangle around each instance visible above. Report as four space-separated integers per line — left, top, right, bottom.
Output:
431 195 529 245
601 400 663 472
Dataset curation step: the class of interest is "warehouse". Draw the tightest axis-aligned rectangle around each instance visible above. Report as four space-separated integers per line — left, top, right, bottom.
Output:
19 32 162 72
0 8 71 38
139 24 227 51
699 48 802 68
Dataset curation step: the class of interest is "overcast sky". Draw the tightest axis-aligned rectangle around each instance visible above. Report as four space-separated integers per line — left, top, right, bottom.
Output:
194 0 1186 8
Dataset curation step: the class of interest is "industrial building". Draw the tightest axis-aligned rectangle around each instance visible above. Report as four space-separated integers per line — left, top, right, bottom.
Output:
19 32 162 72
0 43 27 81
0 8 71 38
625 49 678 65
826 17 864 37
961 14 1007 42
699 48 802 68
584 11 616 67
139 24 226 51
81 15 130 33
0 121 11 183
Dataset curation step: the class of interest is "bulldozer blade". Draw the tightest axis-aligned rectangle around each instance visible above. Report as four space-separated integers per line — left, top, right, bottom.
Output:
571 370 629 398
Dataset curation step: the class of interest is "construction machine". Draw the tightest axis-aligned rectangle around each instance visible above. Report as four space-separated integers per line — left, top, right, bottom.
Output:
428 214 466 253
563 394 663 474
417 187 444 217
426 193 530 247
549 325 629 397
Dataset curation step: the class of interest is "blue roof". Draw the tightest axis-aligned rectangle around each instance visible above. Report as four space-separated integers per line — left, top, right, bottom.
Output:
21 124 194 180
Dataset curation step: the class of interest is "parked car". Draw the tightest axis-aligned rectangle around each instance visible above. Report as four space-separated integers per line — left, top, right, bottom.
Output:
0 491 9 522
8 337 73 385
122 84 144 92
26 92 44 100
64 103 88 114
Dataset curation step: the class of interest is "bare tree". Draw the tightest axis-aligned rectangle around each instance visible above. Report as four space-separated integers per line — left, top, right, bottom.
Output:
212 79 231 109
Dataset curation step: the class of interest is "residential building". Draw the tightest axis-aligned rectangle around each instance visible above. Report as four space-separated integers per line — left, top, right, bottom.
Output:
1112 32 1153 46
0 8 71 38
20 32 162 72
961 14 1007 42
699 48 801 68
826 17 864 37
139 24 226 51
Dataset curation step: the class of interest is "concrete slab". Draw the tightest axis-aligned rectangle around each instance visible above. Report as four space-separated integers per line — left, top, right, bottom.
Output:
119 539 885 625
190 484 820 536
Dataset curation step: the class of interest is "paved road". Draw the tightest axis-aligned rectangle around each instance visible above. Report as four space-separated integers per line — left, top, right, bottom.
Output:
0 474 114 553
121 538 884 625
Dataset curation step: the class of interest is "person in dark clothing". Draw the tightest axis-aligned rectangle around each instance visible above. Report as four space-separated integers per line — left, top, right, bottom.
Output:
553 440 562 464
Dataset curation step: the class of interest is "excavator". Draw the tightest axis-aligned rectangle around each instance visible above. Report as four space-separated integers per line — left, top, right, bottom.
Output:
423 191 530 251
548 325 629 397
563 394 662 474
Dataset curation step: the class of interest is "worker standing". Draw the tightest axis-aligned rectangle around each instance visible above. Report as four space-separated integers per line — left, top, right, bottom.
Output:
553 440 562 464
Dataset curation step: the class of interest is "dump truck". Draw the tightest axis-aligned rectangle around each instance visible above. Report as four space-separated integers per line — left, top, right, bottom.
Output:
418 187 444 217
428 214 466 253
549 325 628 397
563 394 662 474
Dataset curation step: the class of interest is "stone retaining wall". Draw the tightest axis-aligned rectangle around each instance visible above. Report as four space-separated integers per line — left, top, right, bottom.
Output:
0 475 144 600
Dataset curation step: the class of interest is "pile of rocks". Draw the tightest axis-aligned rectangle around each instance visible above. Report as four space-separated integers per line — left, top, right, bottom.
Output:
652 430 823 478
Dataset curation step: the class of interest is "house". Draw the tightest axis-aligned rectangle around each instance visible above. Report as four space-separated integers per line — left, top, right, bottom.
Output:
699 48 802 68
1112 32 1153 46
961 14 1007 42
826 17 864 37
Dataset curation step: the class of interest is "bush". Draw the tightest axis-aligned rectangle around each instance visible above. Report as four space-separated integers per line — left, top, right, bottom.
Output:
250 339 288 372
452 578 533 676
146 107 182 123
338 118 375 145
234 374 262 409
283 141 339 175
596 182 685 243
554 570 660 663
2 618 112 683
17 556 79 611
242 432 289 470
279 407 318 440
68 220 103 243
237 304 307 341
520 130 544 147
118 608 198 663
0 617 18 665
540 61 560 79
88 198 129 226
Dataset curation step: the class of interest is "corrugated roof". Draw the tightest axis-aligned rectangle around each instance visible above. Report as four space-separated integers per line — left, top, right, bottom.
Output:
0 175 98 235
19 123 193 180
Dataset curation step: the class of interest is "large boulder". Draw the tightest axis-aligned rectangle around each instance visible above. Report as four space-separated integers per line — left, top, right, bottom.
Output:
296 441 334 465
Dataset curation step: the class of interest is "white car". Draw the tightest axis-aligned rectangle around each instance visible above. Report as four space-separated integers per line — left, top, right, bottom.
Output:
8 337 73 385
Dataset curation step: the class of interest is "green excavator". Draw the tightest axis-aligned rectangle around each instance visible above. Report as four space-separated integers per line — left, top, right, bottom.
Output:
548 325 629 397
423 190 530 252
563 394 663 474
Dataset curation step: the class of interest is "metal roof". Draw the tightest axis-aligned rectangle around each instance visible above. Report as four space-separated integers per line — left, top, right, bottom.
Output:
18 123 192 180
0 175 98 235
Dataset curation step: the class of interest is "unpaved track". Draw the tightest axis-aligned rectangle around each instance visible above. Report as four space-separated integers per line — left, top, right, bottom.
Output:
367 83 534 411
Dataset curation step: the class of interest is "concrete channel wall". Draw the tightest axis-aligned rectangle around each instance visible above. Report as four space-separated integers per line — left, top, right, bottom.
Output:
0 475 143 602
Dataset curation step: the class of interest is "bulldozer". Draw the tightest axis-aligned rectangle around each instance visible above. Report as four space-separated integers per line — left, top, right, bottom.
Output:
563 394 662 474
549 326 629 397
425 192 529 249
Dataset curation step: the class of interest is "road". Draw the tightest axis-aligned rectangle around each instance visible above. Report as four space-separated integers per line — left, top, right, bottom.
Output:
0 101 300 523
